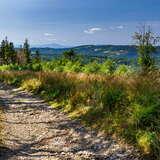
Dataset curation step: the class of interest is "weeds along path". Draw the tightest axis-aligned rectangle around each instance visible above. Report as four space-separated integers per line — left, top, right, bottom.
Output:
0 83 139 160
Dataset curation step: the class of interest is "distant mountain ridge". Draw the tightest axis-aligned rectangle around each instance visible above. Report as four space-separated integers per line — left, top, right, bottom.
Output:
31 43 68 49
31 45 160 59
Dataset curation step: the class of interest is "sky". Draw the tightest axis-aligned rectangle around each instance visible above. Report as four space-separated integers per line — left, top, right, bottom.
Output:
0 0 160 46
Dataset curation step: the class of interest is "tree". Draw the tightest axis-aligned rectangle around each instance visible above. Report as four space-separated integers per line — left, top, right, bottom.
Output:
4 37 10 64
34 50 41 63
17 47 26 65
63 49 76 61
0 40 6 64
23 39 31 63
9 42 17 64
0 37 17 64
133 25 160 71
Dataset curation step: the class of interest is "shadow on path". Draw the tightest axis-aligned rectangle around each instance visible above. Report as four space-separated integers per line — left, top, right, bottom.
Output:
0 83 139 160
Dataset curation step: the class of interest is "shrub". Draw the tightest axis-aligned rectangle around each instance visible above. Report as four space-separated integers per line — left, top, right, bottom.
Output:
83 61 101 73
21 78 42 93
137 131 160 158
32 63 42 71
100 60 116 75
115 65 133 75
101 84 127 112
129 103 160 129
0 65 12 71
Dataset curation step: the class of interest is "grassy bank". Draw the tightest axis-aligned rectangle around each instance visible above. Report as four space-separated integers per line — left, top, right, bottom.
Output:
0 70 160 159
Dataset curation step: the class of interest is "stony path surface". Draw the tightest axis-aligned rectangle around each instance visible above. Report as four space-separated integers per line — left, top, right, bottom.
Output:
0 83 140 160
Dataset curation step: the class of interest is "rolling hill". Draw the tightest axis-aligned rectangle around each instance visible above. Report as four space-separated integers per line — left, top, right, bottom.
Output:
31 45 160 60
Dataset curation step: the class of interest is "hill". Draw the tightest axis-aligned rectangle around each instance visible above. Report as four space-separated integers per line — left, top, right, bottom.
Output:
31 45 160 60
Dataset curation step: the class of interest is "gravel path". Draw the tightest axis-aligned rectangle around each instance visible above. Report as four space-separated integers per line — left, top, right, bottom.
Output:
0 83 140 160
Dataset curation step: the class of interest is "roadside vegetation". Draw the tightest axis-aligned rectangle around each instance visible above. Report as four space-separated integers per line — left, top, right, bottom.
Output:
0 110 3 144
0 25 160 159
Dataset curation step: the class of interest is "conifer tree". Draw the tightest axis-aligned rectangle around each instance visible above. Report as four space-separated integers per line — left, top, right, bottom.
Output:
0 37 17 64
23 39 30 63
0 40 6 64
34 50 41 63
9 42 17 64
63 49 76 61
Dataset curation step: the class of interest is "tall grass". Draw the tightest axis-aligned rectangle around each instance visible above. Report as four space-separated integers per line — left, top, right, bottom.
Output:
0 107 4 147
0 70 160 158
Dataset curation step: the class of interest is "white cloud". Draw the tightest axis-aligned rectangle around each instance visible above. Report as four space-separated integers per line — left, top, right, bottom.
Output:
109 25 125 30
116 25 124 29
46 38 56 41
84 27 102 34
44 33 54 36
109 26 115 30
44 32 56 41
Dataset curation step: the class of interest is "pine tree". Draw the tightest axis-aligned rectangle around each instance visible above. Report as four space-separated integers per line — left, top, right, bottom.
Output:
0 40 6 64
9 42 16 64
23 39 30 64
0 37 17 64
63 49 76 61
34 50 41 63
4 37 10 64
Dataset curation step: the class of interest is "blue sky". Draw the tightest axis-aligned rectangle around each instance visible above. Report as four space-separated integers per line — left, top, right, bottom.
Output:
0 0 160 46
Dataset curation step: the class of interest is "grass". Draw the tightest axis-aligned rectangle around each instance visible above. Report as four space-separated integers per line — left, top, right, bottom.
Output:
0 106 4 147
0 70 160 159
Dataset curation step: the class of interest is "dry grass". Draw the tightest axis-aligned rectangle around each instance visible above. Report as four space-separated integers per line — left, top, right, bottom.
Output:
0 107 4 147
0 70 160 159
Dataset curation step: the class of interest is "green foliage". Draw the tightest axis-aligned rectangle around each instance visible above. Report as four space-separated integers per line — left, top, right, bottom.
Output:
23 39 31 64
0 66 160 159
83 61 101 73
133 25 159 72
33 50 41 63
100 59 116 75
136 131 160 158
115 65 133 75
137 45 155 71
63 61 82 72
0 55 136 76
63 49 76 61
0 37 17 65
21 78 42 93
101 85 127 112
31 63 42 71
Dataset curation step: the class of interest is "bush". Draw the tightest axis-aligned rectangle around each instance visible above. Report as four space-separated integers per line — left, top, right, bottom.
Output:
100 60 116 75
101 85 127 112
0 65 13 71
21 78 42 93
32 63 42 71
83 61 101 73
137 131 160 158
115 65 133 75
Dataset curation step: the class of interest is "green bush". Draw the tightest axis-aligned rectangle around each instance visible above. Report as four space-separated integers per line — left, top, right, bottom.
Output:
137 131 160 158
100 60 116 75
115 64 133 75
101 85 127 112
32 63 42 71
21 78 42 93
83 61 101 73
